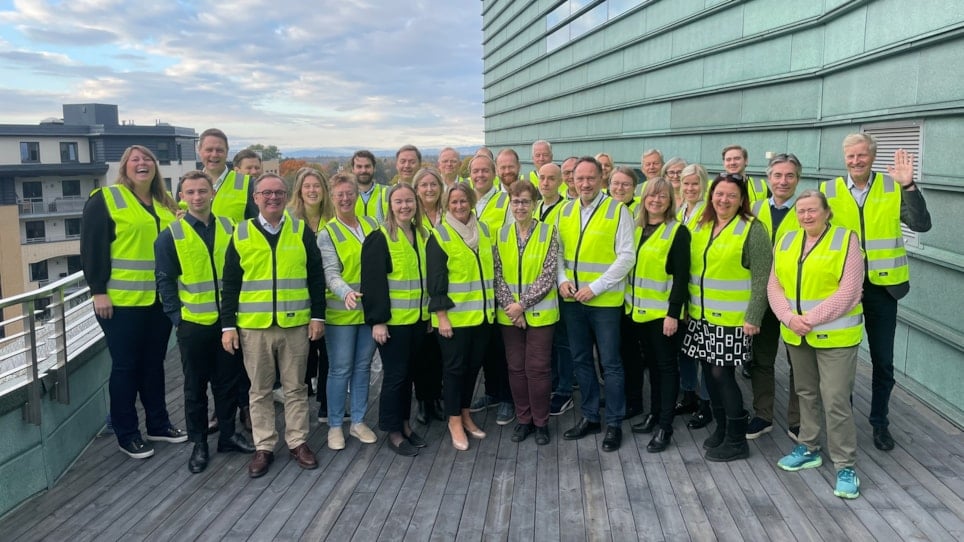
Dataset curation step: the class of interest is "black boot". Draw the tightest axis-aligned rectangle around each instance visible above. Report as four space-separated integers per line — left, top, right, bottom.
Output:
705 411 750 462
674 391 699 415
701 408 727 449
688 400 713 429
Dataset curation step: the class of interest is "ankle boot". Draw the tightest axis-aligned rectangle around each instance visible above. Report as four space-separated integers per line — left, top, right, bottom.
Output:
701 408 727 449
687 399 713 429
674 391 699 415
705 411 750 462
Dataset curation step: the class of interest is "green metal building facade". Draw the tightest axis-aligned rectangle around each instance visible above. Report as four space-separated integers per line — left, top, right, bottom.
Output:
481 0 964 424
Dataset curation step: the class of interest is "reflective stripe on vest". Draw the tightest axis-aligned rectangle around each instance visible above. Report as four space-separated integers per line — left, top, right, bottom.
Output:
822 174 908 285
625 220 682 323
233 213 310 328
211 171 250 223
495 221 559 327
355 184 387 225
170 215 233 324
477 191 510 234
102 185 175 306
746 176 768 204
431 221 495 328
325 216 378 325
774 226 863 347
382 226 429 324
558 195 624 307
751 199 800 245
688 217 752 326
677 201 704 228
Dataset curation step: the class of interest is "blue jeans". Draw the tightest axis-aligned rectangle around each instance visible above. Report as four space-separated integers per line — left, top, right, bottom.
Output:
678 351 709 400
325 324 376 427
97 304 173 446
862 281 898 428
561 302 625 426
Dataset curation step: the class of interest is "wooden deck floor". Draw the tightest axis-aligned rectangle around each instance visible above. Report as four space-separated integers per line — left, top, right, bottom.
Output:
2 346 963 541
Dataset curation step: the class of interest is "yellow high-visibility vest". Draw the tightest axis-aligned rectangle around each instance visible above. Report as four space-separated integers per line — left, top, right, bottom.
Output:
169 215 233 324
495 221 559 327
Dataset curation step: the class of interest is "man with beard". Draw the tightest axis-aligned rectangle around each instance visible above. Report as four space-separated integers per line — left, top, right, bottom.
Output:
352 150 387 224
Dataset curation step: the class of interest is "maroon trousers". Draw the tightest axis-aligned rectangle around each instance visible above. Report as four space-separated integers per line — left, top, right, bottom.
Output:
501 324 554 427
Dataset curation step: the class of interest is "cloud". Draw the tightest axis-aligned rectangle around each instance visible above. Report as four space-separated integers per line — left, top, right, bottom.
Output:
0 1 485 149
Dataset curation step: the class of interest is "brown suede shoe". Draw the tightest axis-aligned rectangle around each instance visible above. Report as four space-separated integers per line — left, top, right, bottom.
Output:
289 443 318 470
248 450 274 478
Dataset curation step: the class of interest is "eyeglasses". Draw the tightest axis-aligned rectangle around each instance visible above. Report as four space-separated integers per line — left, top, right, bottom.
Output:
665 169 683 177
723 173 745 182
510 199 533 207
256 190 287 199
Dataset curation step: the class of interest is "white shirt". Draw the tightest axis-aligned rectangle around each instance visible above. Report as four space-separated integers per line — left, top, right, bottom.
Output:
556 191 636 296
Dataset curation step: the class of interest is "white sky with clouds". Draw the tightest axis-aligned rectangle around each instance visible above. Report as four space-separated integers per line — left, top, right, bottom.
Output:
0 0 484 153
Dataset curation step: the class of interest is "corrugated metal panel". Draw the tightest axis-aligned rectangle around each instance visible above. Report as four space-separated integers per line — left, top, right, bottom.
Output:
863 122 922 248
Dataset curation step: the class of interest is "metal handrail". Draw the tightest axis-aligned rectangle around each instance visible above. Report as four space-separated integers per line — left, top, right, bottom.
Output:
0 271 102 425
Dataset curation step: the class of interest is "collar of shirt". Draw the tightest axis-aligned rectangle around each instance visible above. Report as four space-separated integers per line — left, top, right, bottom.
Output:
475 184 498 214
768 195 796 209
359 182 376 202
212 168 231 192
258 212 286 234
184 212 214 229
846 173 873 192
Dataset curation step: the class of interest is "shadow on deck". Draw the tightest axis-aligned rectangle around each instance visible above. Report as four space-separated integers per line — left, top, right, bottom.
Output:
2 345 963 541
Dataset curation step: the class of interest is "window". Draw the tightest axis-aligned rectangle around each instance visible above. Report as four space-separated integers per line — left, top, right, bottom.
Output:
67 255 82 274
60 142 79 162
62 179 81 197
65 218 81 238
164 177 172 192
30 261 48 282
862 121 924 249
25 221 46 242
22 181 43 199
157 141 171 163
20 142 40 163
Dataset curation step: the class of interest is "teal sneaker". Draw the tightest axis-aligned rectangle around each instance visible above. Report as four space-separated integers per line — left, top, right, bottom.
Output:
834 467 860 499
777 444 823 471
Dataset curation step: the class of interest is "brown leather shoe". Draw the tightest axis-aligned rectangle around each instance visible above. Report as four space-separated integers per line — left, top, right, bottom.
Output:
239 406 252 432
289 443 318 470
248 450 274 478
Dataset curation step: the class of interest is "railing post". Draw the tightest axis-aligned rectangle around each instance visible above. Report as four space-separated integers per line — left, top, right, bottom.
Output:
50 286 70 405
21 300 42 426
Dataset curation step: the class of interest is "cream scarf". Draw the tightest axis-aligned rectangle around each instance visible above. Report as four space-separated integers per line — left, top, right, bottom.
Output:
445 212 480 251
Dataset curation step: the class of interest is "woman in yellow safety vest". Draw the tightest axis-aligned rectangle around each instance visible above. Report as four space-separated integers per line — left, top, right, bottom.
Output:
427 182 495 451
661 156 687 204
768 189 864 499
361 183 432 457
80 145 186 459
682 173 772 463
624 179 691 453
316 173 379 452
674 163 712 428
287 167 333 415
607 166 640 218
493 181 560 446
412 168 445 425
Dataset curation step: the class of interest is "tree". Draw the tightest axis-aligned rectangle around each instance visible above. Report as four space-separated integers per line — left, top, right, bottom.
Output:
247 144 281 161
279 159 307 178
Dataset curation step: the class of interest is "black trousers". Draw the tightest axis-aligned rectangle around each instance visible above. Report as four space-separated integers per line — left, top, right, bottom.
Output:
177 320 241 443
481 324 512 403
438 323 490 416
633 319 681 430
377 323 425 433
621 315 645 411
413 328 443 402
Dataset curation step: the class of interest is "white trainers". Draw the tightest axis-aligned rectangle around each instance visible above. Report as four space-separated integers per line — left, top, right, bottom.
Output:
349 423 377 444
328 427 345 450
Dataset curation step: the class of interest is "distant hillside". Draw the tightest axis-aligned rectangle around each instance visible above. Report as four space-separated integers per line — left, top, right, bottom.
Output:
285 146 480 159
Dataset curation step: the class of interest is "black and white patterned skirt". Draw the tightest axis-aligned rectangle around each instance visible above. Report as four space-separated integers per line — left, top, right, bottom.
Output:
681 318 751 367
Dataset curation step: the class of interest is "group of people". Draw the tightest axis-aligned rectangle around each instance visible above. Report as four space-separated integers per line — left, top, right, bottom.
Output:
81 129 930 500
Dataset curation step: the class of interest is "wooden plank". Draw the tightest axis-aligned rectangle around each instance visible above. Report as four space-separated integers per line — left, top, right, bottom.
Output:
556 409 586 542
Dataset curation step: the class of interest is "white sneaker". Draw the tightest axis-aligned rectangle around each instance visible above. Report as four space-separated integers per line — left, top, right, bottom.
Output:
349 423 377 444
328 427 345 450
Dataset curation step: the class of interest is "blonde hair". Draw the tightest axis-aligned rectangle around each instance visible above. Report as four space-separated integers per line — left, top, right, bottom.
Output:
384 182 427 242
636 178 676 227
287 167 333 229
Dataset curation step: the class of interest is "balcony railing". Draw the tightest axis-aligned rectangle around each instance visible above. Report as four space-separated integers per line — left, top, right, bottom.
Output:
22 233 82 245
0 272 102 425
19 196 86 216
